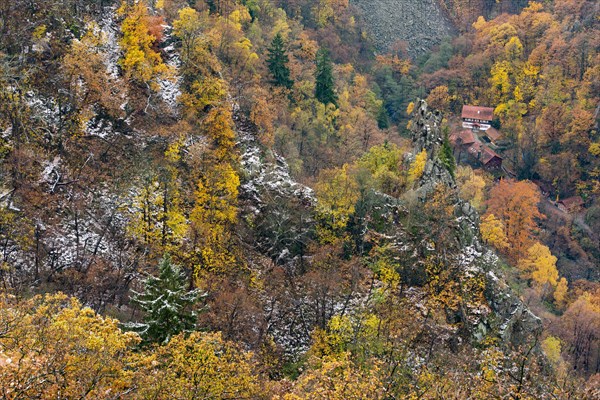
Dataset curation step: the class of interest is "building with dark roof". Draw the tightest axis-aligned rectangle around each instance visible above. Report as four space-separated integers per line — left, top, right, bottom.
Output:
466 142 503 170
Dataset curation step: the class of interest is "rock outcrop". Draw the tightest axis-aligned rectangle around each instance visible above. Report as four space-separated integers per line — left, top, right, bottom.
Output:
408 99 542 345
408 100 480 249
350 0 455 57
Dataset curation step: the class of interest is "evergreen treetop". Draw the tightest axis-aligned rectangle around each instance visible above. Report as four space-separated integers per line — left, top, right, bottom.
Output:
126 254 203 345
315 47 337 106
439 128 456 178
267 32 293 89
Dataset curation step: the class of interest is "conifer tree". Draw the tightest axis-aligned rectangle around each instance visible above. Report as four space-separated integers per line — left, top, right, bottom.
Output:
127 255 203 344
267 33 293 89
439 128 456 177
315 48 337 106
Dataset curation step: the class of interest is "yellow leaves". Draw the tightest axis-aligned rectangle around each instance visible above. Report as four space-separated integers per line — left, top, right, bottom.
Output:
407 149 427 185
358 143 404 196
290 353 384 400
513 85 523 102
128 174 187 254
504 36 524 60
406 101 415 115
325 315 354 353
424 259 461 312
272 15 292 40
202 105 237 160
377 260 400 288
518 242 561 298
119 1 170 87
189 162 240 275
32 24 47 40
314 164 359 242
192 162 239 228
554 277 568 307
490 61 512 101
164 138 182 162
368 245 401 296
136 332 261 399
522 61 540 77
473 16 486 31
312 0 335 28
426 85 450 112
313 312 382 359
541 336 562 365
174 6 201 35
480 214 509 250
456 166 486 211
180 75 227 115
0 293 139 399
488 23 518 48
229 7 252 29
375 55 411 75
0 207 34 251
589 143 600 157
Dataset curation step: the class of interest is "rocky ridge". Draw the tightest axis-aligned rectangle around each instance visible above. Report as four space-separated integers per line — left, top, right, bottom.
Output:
408 99 542 345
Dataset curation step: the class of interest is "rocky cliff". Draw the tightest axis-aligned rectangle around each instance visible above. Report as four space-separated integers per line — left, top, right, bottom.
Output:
408 100 542 345
350 0 455 57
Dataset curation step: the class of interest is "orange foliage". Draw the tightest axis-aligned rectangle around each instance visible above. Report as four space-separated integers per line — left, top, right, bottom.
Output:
486 179 544 260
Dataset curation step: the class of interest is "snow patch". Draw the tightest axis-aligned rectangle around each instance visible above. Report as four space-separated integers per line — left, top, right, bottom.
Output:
85 117 113 139
235 111 315 207
156 25 182 111
99 9 121 79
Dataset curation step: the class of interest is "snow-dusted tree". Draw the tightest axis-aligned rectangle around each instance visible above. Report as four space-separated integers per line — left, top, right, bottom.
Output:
127 255 203 344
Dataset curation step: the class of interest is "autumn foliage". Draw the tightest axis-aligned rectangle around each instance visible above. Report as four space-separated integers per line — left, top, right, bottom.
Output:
486 179 543 261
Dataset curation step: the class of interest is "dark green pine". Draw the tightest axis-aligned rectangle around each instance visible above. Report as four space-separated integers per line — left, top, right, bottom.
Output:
267 33 293 89
127 254 203 345
314 48 338 106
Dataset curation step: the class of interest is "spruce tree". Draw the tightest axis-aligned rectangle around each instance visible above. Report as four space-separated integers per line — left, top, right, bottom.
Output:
127 255 203 344
439 128 456 178
267 33 293 89
314 48 337 106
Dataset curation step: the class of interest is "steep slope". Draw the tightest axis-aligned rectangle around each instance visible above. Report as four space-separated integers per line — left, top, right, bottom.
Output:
351 0 455 56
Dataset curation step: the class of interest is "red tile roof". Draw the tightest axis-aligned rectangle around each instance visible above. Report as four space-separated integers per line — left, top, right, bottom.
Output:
485 127 502 142
467 142 482 157
450 129 477 145
466 142 502 165
480 146 502 165
462 105 494 121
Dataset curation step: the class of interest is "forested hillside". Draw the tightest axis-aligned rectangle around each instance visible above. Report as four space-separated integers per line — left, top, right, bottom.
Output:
0 0 598 398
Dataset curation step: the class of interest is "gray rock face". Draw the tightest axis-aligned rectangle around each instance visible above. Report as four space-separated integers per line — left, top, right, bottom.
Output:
351 0 455 57
410 100 457 197
408 100 478 248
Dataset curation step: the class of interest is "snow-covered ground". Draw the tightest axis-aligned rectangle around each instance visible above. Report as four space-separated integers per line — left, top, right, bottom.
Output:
99 9 121 80
156 27 182 111
233 103 314 208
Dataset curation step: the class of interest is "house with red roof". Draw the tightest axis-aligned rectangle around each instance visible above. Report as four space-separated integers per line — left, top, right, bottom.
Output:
483 127 502 145
465 142 503 170
462 105 494 131
449 129 477 147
